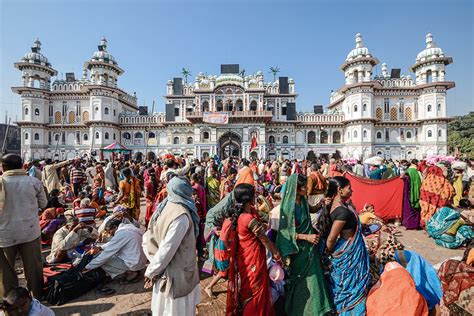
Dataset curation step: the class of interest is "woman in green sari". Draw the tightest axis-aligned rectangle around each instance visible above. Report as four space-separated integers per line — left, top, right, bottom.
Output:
277 174 333 315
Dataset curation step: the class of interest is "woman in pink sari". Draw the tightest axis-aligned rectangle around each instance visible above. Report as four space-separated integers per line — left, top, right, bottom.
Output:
226 183 281 316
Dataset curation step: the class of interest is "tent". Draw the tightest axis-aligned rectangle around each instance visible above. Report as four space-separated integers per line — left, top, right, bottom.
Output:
101 142 132 160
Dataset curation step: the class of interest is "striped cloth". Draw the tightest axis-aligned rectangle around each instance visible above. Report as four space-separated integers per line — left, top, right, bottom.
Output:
73 207 96 226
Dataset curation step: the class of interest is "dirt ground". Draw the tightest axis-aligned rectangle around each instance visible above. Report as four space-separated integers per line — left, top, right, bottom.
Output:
14 200 465 316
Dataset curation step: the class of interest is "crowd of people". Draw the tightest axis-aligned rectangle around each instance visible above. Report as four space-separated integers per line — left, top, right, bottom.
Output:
0 151 472 315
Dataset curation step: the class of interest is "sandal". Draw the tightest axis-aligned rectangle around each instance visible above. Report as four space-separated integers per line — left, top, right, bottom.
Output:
98 286 116 295
119 272 140 285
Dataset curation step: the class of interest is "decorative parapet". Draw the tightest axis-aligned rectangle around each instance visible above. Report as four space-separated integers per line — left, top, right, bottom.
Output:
119 113 166 125
296 113 345 123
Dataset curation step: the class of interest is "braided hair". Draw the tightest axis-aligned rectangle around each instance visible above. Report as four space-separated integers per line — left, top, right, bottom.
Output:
317 176 350 239
231 183 255 231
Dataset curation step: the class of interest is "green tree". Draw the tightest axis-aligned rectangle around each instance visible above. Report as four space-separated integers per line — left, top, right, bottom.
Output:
269 66 280 82
181 68 191 84
448 112 474 158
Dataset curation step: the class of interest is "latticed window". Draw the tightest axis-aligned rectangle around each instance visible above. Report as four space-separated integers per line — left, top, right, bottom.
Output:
68 111 75 124
307 131 316 144
390 107 398 121
405 107 412 121
82 111 90 122
375 107 383 120
54 111 61 123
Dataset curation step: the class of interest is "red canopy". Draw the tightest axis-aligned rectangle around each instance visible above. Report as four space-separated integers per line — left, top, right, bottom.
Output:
102 142 131 152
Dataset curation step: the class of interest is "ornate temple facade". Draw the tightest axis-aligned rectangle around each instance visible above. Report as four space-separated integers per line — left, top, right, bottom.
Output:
14 34 453 161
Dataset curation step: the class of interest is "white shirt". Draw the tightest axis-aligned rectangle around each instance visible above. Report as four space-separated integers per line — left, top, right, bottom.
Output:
86 223 147 271
0 174 47 247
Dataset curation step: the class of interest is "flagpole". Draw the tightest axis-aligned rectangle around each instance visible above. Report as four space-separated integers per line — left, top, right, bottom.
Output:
1 118 11 155
145 100 155 160
54 103 68 159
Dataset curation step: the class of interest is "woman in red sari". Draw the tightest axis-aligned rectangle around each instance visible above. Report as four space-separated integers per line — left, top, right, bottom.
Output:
226 183 281 316
144 169 158 227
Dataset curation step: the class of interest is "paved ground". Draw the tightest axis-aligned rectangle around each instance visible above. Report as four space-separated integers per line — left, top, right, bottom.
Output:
14 200 465 315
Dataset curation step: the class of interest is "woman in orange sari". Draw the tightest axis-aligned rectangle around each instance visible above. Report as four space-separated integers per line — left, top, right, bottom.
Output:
114 168 141 220
226 183 281 316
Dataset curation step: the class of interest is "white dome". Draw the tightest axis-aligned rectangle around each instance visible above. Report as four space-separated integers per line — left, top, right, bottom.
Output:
91 37 117 65
22 39 51 66
416 34 444 62
345 33 372 61
216 73 243 83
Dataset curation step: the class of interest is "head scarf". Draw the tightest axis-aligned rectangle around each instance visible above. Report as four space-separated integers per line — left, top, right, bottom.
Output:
149 176 200 238
276 174 300 259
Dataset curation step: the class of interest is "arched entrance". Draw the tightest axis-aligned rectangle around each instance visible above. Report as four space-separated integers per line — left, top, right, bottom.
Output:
219 132 241 159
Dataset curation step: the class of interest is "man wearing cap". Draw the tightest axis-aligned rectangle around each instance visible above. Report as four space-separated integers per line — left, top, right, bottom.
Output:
0 154 47 299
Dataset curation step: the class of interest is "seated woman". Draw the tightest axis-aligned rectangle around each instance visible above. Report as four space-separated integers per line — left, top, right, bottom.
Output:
62 185 75 204
426 199 473 249
45 188 65 209
437 246 474 316
225 183 282 316
40 207 66 243
318 176 370 315
85 218 147 283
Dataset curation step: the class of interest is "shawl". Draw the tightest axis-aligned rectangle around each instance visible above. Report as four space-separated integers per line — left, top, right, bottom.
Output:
0 169 27 211
426 207 473 249
406 167 422 209
437 258 474 306
419 166 454 226
276 174 299 259
149 176 200 238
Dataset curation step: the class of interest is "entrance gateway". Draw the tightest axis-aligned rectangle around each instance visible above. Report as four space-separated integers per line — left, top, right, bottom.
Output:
218 131 241 159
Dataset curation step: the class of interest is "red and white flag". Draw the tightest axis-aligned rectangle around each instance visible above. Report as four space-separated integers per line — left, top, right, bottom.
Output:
250 135 258 151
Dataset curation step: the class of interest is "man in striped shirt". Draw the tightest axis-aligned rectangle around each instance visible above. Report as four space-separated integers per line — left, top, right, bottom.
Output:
70 162 86 197
73 198 96 227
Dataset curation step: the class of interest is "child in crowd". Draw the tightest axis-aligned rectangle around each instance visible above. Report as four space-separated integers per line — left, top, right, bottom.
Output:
62 185 75 204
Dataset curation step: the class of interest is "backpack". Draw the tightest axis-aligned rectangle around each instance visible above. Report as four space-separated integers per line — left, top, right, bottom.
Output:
44 254 106 305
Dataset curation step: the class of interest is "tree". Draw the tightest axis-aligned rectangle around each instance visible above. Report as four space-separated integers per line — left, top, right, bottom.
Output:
181 68 191 84
448 112 474 158
269 66 280 82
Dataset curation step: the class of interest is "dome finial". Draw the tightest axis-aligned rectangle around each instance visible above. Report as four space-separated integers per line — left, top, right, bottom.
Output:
355 33 363 48
100 36 107 50
34 38 41 51
425 33 434 48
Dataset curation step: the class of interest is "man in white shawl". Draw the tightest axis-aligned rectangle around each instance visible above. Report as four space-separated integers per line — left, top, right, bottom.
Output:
143 176 200 316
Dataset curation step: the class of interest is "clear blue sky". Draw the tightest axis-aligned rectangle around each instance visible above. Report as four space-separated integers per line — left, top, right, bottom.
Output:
1 0 472 122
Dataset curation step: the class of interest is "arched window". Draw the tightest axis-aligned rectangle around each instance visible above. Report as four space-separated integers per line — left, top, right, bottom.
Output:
216 100 223 112
95 132 99 139
148 132 156 138
390 107 398 120
187 137 193 144
203 131 210 141
320 131 328 144
113 133 116 140
24 132 29 140
376 107 383 120
104 107 109 115
353 130 358 138
34 133 39 140
333 131 341 143
405 107 412 121
173 137 179 144
427 104 432 112
353 70 359 83
406 131 412 139
54 134 59 141
54 111 61 124
353 104 358 112
363 130 367 138
83 133 89 141
134 132 143 139
123 132 131 139
250 101 257 112
437 103 441 112
426 70 432 83
363 104 367 112
376 131 382 139
95 106 99 113
282 136 289 144
25 107 29 115
82 111 90 122
34 108 40 116
427 130 432 138
269 135 275 144
307 131 316 144
376 151 383 156
235 100 243 111
105 132 109 140
113 109 116 116
202 101 209 112
68 111 75 124
438 129 442 137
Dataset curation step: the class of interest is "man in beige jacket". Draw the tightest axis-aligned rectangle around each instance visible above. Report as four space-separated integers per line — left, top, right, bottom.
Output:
42 158 71 194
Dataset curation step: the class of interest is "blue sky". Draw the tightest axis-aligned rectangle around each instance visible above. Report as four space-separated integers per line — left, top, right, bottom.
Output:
1 0 472 122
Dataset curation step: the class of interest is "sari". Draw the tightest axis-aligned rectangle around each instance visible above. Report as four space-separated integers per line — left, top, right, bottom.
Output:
394 250 442 310
426 207 473 249
144 179 157 226
226 211 274 316
406 167 422 209
329 204 370 315
119 177 141 220
453 175 463 207
276 174 332 315
366 261 428 316
437 256 474 315
206 176 221 209
419 166 454 226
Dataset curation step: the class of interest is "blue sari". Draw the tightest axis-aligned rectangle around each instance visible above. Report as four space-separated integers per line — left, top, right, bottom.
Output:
426 206 472 249
329 205 370 315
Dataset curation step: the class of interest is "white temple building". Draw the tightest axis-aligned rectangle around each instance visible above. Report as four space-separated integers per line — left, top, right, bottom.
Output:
14 33 453 161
